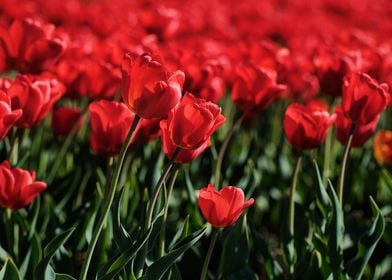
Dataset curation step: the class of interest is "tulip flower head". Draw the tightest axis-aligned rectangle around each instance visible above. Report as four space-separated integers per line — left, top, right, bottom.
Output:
198 183 254 228
0 161 46 210
335 105 378 147
51 106 84 137
342 72 390 125
89 100 134 157
0 90 22 140
373 130 392 165
284 102 336 150
166 93 225 150
122 52 185 119
232 64 286 112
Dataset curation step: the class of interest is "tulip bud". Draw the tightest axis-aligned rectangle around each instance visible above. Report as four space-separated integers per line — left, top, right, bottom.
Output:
284 102 336 150
51 106 84 137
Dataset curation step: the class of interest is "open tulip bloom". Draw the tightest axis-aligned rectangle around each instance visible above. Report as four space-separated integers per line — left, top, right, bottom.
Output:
198 183 254 228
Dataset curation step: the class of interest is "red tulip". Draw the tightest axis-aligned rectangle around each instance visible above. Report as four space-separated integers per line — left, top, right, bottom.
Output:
121 53 184 119
198 183 254 227
373 130 392 165
284 102 336 150
0 90 22 140
160 119 211 163
232 64 286 112
51 106 84 137
6 74 65 129
0 161 46 210
342 72 390 125
0 18 66 73
89 100 134 157
166 93 225 150
335 105 378 147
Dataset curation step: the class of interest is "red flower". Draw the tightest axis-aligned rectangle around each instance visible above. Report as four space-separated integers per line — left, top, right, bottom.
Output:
198 183 254 228
373 130 392 165
284 102 336 150
160 119 211 163
0 18 66 73
0 90 22 140
166 93 225 150
51 106 84 137
89 100 134 157
335 105 378 147
6 74 65 129
121 53 184 119
342 72 390 125
232 64 286 112
0 161 46 210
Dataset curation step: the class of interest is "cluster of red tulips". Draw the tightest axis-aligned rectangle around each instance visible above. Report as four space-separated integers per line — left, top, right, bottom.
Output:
0 0 391 279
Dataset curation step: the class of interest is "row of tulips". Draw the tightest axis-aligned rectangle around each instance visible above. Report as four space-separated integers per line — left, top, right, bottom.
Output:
0 0 392 279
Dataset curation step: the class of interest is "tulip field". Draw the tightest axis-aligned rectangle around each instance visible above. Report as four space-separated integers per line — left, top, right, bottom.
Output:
1 0 392 279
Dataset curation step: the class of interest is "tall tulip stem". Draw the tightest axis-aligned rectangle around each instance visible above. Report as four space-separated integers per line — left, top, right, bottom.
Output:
145 148 180 229
337 125 355 207
200 228 219 280
79 115 140 280
289 154 302 239
214 113 246 187
159 166 180 257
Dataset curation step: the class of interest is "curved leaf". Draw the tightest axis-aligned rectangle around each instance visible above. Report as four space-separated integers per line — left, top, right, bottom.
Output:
141 227 207 280
0 257 21 280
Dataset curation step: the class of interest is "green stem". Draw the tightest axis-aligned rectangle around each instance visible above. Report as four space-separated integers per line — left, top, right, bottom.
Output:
289 155 302 239
214 113 246 187
79 115 140 280
8 128 19 165
337 125 354 207
200 228 219 280
145 148 180 230
287 154 302 274
159 166 180 257
322 126 333 186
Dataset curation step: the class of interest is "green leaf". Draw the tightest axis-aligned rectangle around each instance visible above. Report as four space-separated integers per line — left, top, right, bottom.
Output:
34 227 75 280
345 197 386 280
313 160 330 218
0 257 21 280
112 188 132 249
168 216 190 250
141 227 207 280
326 181 344 273
96 222 154 280
55 273 77 280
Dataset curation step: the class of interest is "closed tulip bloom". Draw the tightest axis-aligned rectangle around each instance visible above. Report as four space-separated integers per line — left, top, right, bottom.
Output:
89 100 134 157
121 53 185 119
335 106 378 147
51 106 84 137
132 118 161 144
167 93 225 150
284 102 336 150
198 183 254 227
342 72 390 125
373 130 392 165
6 75 66 128
160 119 211 163
0 161 46 210
0 18 66 73
0 90 22 140
232 64 286 112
